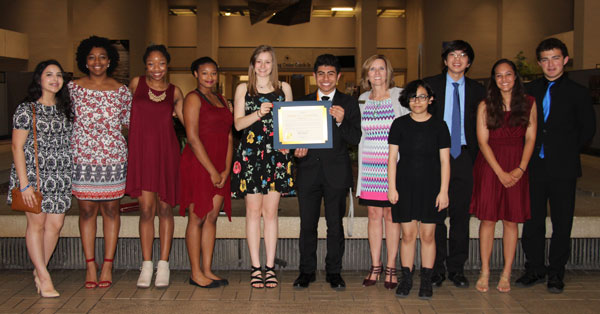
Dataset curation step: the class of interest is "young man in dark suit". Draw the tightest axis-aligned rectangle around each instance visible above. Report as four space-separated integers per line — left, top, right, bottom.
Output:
292 54 361 290
516 38 595 293
423 40 485 288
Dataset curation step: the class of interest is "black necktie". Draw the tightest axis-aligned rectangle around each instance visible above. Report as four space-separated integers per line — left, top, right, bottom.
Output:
321 96 330 101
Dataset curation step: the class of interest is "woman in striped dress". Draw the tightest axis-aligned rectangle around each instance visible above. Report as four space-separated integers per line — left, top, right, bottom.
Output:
357 55 409 289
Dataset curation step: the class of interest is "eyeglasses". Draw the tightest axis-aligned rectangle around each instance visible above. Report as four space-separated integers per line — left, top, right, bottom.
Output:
448 52 468 59
409 95 429 102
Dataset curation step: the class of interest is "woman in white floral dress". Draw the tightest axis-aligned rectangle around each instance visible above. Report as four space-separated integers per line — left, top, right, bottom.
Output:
69 36 131 289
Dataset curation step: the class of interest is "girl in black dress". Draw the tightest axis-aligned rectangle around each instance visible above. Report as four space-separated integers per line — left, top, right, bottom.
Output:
387 80 451 299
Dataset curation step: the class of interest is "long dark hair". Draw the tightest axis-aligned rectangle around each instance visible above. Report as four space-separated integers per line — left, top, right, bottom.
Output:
484 59 529 129
22 60 72 121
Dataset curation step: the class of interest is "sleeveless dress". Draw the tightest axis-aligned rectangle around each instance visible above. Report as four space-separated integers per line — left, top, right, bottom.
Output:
179 90 233 219
358 98 396 207
125 76 180 207
388 115 451 224
470 97 534 223
231 91 295 197
7 102 73 214
69 81 131 201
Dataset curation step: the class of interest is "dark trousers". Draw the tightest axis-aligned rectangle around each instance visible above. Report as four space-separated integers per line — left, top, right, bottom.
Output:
434 150 473 274
522 165 576 280
297 173 347 274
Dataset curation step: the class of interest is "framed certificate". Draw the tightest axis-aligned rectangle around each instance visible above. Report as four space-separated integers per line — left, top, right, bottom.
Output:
272 101 333 149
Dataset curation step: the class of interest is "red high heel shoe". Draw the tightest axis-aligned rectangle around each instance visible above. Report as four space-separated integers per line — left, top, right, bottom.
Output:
384 267 398 289
84 257 98 289
98 258 114 288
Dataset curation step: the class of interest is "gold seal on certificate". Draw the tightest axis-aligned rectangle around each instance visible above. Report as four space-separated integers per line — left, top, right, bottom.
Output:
273 101 333 149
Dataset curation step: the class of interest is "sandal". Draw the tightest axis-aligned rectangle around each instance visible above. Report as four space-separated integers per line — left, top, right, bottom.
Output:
497 273 511 293
264 265 278 288
98 258 113 288
250 266 264 289
84 257 98 289
362 264 382 287
476 271 490 292
384 267 398 290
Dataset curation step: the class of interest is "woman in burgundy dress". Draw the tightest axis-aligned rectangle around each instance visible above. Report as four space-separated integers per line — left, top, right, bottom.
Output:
470 59 537 293
126 45 184 288
180 57 233 288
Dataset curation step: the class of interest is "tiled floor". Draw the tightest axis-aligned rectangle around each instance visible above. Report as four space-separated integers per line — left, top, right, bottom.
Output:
1 269 600 313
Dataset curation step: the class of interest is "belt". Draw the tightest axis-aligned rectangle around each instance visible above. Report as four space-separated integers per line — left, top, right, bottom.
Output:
461 145 469 150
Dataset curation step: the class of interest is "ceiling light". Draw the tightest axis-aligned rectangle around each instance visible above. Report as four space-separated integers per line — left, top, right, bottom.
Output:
224 12 231 16
331 7 353 12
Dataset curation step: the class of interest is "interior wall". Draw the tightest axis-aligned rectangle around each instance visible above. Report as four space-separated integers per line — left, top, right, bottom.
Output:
500 0 573 68
423 0 498 79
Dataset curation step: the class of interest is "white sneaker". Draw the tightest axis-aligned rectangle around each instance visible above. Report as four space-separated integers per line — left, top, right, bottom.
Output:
137 261 153 288
155 260 170 288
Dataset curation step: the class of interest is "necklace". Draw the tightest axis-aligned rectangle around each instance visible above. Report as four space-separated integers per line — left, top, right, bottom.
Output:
148 89 166 102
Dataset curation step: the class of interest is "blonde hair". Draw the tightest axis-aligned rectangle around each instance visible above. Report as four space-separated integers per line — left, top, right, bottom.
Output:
247 45 281 96
360 54 395 90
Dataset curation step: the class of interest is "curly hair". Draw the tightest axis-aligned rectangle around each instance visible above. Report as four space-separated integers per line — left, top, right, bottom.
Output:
399 79 435 113
76 35 119 76
484 59 529 129
22 60 72 121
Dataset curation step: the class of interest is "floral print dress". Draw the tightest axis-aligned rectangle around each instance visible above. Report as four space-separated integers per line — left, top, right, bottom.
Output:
231 91 295 197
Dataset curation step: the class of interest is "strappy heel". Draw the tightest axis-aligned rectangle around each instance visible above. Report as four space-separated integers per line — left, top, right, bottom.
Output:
84 257 98 289
98 258 113 288
497 273 511 293
476 271 490 292
384 267 398 289
250 266 264 289
362 264 383 287
264 265 278 288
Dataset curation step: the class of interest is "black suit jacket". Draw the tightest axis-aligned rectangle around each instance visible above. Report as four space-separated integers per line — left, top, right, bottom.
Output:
423 73 486 162
295 90 362 189
526 75 596 179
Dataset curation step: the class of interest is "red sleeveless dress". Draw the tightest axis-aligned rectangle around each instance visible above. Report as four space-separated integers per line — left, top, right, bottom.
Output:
179 90 233 220
470 96 534 223
125 76 180 206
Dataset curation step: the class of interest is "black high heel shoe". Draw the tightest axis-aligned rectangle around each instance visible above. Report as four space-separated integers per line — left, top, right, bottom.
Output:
264 265 278 288
250 266 264 289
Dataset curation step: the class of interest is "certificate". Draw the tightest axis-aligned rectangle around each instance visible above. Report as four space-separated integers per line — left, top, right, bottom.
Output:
273 101 333 149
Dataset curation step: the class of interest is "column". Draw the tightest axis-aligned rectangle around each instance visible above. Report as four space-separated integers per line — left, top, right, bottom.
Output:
196 0 219 59
354 0 377 82
147 0 168 46
405 0 424 81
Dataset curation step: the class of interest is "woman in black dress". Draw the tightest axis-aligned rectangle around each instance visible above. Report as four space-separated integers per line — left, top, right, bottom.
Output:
387 80 450 299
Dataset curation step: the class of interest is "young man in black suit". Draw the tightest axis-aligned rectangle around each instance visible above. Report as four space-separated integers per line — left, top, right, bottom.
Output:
423 40 485 288
517 38 596 293
292 54 361 290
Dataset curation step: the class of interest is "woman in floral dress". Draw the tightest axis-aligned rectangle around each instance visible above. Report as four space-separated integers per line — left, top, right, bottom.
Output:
231 45 293 288
69 36 131 289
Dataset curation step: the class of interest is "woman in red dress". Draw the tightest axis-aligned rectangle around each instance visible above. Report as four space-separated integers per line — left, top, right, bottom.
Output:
180 57 233 288
126 45 184 288
470 59 537 293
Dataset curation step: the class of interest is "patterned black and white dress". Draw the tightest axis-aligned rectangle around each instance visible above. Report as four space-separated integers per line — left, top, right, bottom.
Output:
7 102 73 214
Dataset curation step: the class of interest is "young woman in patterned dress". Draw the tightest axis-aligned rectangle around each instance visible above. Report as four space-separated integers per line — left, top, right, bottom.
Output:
8 60 73 297
69 36 131 289
357 55 409 289
231 45 294 288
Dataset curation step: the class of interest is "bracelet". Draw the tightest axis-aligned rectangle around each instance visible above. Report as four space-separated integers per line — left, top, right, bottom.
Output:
256 110 262 118
518 167 525 172
20 183 31 192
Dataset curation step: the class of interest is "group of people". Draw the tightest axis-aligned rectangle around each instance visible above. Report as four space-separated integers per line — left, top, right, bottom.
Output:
7 35 595 301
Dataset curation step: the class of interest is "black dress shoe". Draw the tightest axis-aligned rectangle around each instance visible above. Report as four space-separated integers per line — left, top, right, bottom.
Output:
448 272 469 288
325 273 346 290
547 275 564 294
515 272 545 287
293 272 316 289
430 272 446 287
189 278 220 288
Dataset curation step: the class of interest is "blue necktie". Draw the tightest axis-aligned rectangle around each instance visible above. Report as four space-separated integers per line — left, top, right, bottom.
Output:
539 81 555 159
450 83 461 158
